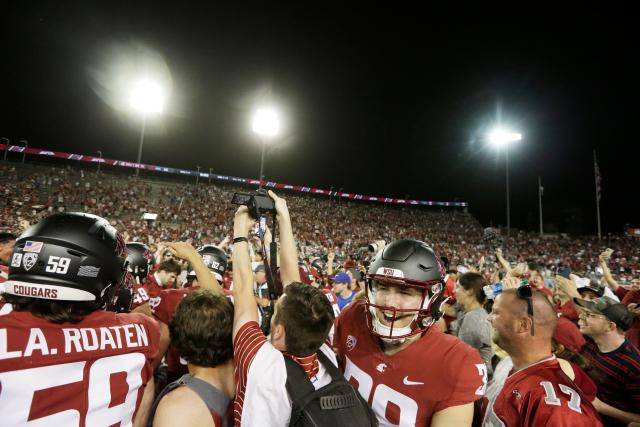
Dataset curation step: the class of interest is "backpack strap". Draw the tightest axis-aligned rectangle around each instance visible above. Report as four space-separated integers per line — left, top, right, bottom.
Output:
181 375 232 425
147 375 190 427
147 374 232 427
285 348 344 424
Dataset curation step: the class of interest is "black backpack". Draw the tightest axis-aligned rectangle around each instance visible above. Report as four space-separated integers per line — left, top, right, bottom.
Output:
284 350 378 427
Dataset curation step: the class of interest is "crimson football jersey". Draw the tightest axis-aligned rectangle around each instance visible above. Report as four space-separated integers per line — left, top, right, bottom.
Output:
0 302 160 426
486 356 603 427
130 282 152 310
143 272 164 298
334 300 487 426
320 287 341 318
151 287 193 378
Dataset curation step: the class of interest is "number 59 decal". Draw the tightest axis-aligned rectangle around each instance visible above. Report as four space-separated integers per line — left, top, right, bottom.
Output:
46 256 71 274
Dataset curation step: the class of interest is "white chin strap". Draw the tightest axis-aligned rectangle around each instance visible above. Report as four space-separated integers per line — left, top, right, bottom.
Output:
369 305 417 344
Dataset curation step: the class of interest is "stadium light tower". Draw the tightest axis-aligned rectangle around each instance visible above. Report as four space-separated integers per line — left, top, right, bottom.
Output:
488 128 522 238
129 79 165 177
251 107 280 188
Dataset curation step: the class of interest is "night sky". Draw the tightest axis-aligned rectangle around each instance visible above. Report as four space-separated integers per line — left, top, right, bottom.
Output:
2 5 638 235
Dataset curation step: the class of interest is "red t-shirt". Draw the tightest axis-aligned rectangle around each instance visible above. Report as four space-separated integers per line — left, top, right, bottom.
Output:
334 300 487 425
490 356 602 426
0 302 160 426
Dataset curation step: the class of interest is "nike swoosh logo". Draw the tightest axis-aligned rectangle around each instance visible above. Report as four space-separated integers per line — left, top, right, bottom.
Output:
403 376 424 386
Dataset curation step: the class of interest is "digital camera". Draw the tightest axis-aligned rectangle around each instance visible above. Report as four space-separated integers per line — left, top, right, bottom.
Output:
231 188 276 219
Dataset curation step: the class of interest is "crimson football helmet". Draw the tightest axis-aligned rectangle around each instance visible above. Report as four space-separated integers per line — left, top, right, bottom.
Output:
365 239 445 342
4 212 132 311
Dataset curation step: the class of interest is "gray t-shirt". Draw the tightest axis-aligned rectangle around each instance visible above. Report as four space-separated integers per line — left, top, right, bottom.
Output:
456 307 494 375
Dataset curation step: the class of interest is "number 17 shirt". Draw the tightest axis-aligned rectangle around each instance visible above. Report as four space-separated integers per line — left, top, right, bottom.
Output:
485 355 603 427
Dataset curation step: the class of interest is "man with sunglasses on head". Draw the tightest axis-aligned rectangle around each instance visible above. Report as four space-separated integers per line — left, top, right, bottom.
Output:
575 296 640 426
484 286 603 426
333 239 487 426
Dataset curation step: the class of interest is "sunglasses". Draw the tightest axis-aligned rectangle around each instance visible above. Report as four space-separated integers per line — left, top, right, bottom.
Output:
516 284 535 336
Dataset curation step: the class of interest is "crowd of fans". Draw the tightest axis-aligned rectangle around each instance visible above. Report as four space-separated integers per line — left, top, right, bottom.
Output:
2 161 640 426
2 163 639 279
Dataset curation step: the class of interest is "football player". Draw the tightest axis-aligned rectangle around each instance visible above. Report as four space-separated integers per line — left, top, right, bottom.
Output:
126 241 156 312
151 242 226 384
0 212 162 426
333 239 487 426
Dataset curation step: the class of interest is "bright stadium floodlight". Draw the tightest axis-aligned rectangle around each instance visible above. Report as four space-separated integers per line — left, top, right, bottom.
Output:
488 128 522 148
252 106 280 188
252 107 280 138
487 127 523 238
129 78 165 176
129 79 165 114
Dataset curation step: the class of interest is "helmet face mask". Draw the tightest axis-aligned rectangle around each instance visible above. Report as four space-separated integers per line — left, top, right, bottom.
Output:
364 239 445 343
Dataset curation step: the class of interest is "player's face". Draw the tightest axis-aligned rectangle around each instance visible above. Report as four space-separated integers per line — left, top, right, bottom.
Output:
577 310 612 336
158 271 178 287
372 282 424 329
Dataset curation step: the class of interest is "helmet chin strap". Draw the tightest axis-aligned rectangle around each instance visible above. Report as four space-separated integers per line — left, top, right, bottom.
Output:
369 305 417 344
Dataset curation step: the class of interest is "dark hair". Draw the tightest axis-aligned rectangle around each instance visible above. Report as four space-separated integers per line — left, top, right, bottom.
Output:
2 293 102 323
169 289 233 367
552 339 607 388
458 272 487 304
528 262 545 276
274 282 334 357
0 232 17 244
158 259 182 275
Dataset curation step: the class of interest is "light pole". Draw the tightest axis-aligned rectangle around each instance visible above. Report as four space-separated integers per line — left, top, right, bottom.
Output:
209 167 213 184
96 150 103 173
1 137 9 162
251 107 280 188
196 165 201 185
19 140 28 164
129 79 165 177
488 129 522 238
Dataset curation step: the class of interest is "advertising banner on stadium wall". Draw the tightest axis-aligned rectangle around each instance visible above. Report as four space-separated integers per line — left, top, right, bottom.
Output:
0 143 468 207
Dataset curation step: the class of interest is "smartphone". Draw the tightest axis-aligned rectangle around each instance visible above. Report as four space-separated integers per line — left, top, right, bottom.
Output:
558 267 571 279
254 215 267 238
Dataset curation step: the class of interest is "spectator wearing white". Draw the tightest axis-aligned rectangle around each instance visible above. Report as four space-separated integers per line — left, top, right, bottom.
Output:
230 191 338 426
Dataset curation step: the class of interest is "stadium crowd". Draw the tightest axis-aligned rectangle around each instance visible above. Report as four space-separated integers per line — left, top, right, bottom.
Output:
1 161 640 426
